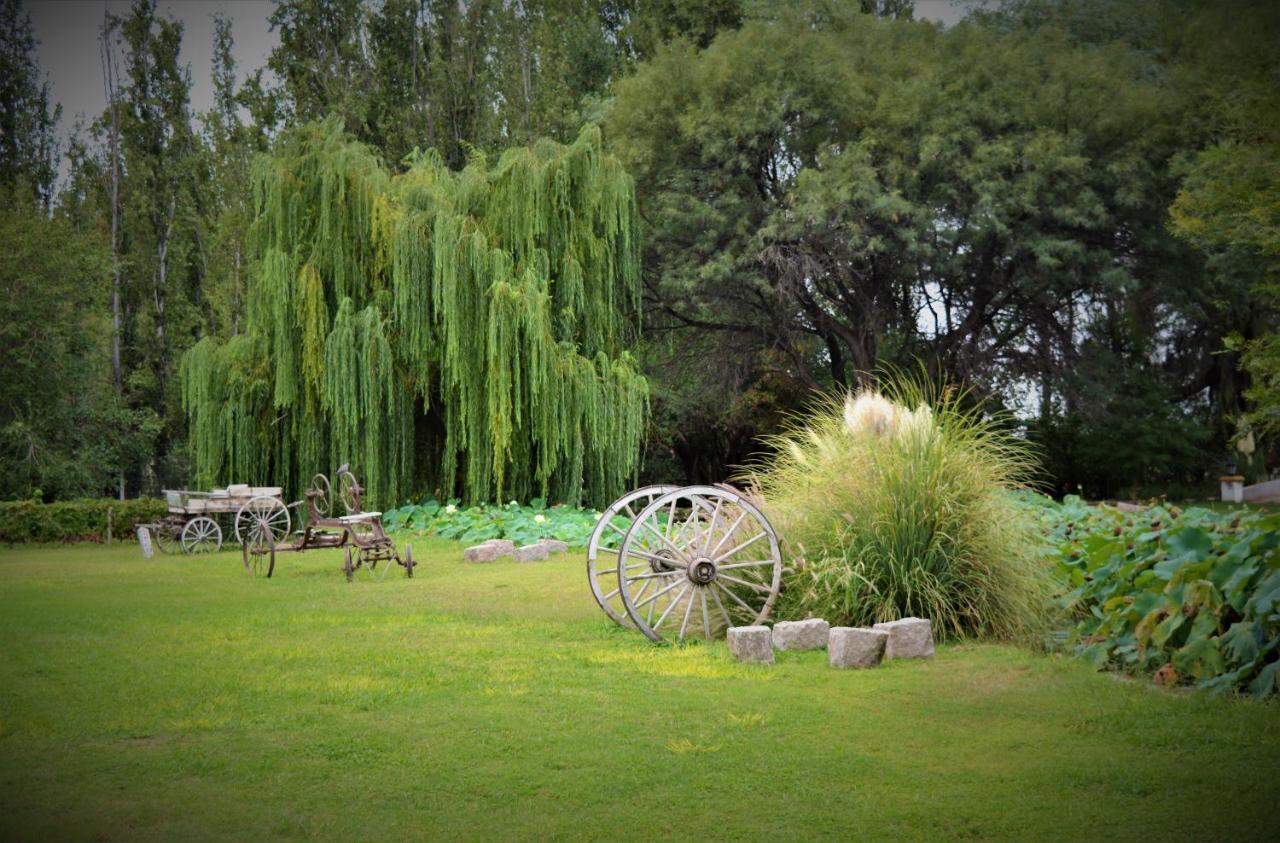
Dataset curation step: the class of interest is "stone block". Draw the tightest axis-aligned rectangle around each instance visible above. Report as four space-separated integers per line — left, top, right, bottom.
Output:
872 617 935 659
727 626 774 664
771 618 830 651
828 627 887 669
536 539 570 554
482 539 516 557
513 543 549 562
463 543 502 562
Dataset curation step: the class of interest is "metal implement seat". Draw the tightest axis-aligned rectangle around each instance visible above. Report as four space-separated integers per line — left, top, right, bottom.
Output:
337 512 382 524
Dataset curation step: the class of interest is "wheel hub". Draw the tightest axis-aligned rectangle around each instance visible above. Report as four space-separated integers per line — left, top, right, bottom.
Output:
689 556 717 585
650 548 678 574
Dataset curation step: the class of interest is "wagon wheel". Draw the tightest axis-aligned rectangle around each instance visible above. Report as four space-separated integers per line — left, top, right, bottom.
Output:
338 470 361 515
403 545 414 578
343 546 355 582
152 519 182 554
180 516 222 554
241 518 276 578
586 485 681 627
310 473 333 516
234 496 291 545
617 485 783 644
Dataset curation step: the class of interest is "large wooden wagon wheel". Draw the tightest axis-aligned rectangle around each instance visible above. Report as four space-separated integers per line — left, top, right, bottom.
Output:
180 516 222 554
586 485 679 626
234 496 291 545
616 485 783 643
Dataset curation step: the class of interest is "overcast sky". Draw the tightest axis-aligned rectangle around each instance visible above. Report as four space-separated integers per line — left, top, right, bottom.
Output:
29 0 967 135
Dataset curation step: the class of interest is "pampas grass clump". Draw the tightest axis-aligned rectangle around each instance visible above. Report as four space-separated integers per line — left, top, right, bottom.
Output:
747 380 1053 641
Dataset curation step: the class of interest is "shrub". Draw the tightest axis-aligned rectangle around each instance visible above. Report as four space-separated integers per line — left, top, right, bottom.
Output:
746 380 1055 641
0 498 167 544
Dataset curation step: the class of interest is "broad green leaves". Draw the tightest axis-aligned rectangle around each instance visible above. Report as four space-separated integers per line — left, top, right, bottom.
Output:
383 498 600 548
1043 495 1280 696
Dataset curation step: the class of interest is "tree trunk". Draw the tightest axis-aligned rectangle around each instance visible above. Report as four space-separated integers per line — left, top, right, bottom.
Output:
232 238 241 336
101 14 123 392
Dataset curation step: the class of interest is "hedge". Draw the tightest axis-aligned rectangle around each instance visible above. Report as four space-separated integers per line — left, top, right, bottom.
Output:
0 498 168 544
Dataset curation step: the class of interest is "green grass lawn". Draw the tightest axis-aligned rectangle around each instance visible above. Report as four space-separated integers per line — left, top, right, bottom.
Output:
2 542 1279 841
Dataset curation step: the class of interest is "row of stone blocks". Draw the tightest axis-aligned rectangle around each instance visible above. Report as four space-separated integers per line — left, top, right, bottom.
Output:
727 617 934 668
462 538 570 563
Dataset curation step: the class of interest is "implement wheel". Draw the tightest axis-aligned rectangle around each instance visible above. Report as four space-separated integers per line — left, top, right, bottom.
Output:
241 517 276 578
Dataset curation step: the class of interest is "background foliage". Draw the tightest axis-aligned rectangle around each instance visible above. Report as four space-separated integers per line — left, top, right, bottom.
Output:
1043 495 1280 696
0 497 165 543
1 0 1278 503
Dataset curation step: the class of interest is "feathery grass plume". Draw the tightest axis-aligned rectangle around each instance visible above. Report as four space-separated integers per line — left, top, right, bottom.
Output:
180 118 644 508
745 376 1054 641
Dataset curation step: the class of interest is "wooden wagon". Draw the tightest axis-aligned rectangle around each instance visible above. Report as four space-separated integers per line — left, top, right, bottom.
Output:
143 484 288 555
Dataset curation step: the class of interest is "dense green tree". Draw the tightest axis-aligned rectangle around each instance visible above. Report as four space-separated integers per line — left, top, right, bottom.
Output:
1167 1 1280 448
612 0 743 59
0 183 166 499
267 0 370 133
265 0 759 172
608 2 1235 493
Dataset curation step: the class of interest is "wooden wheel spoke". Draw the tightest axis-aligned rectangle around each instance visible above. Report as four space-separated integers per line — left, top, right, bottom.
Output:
627 570 683 582
633 577 684 609
717 573 771 593
635 519 692 563
652 585 690 631
712 531 767 563
625 544 688 569
700 497 723 555
710 585 732 630
678 589 698 641
717 559 774 571
701 590 712 640
715 581 757 615
707 510 747 558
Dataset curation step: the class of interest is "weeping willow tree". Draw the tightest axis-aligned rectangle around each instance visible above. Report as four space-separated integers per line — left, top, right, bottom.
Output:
182 119 646 507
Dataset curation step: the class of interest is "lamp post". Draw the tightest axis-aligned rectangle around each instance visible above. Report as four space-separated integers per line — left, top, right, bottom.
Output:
1221 457 1244 503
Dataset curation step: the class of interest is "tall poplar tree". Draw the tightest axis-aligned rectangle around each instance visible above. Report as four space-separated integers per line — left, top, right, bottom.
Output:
88 0 206 493
0 0 59 208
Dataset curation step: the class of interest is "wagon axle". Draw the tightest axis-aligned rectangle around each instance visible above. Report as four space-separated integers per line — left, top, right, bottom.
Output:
688 557 718 586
